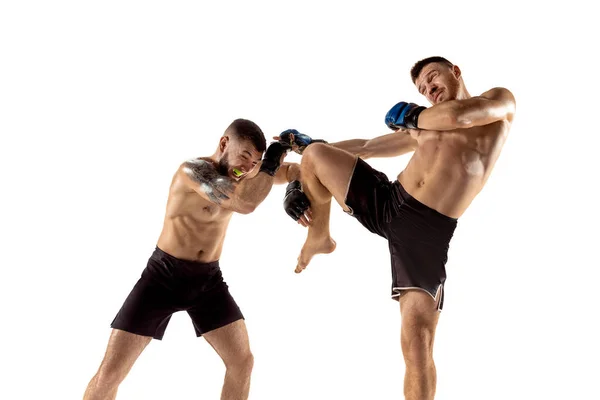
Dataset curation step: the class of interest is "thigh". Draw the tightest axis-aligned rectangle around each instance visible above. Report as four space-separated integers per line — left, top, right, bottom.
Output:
302 143 358 208
343 157 394 235
98 329 152 376
203 320 252 365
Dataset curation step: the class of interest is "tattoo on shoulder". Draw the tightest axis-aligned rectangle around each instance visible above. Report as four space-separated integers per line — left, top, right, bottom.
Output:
181 158 235 205
182 159 218 184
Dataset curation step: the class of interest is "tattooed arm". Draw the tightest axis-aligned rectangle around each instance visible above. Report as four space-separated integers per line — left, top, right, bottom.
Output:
178 158 276 214
180 158 236 203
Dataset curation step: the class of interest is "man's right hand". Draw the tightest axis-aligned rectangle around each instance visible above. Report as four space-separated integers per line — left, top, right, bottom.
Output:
283 180 312 227
274 129 328 155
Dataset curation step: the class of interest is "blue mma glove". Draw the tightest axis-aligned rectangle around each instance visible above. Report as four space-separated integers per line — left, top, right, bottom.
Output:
385 101 426 130
279 129 328 154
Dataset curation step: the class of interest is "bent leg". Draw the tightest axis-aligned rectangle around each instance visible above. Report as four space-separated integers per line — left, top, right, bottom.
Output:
295 143 358 272
399 290 441 400
83 329 152 400
203 320 254 400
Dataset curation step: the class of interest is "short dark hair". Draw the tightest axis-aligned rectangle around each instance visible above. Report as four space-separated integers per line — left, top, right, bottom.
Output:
410 56 454 83
226 118 266 153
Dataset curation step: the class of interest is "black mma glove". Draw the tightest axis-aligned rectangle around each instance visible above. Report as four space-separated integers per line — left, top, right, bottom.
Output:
259 141 291 176
283 180 310 221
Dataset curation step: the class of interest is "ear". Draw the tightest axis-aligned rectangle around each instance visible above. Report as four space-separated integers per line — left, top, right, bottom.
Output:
452 65 462 80
219 136 229 152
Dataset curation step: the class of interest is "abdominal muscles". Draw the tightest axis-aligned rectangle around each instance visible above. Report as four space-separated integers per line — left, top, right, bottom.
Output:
399 129 502 218
157 189 232 262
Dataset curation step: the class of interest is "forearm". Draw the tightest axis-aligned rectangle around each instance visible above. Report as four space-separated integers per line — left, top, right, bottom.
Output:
230 140 292 211
416 101 463 130
417 95 512 131
181 159 272 214
231 171 275 214
330 138 370 158
331 132 417 159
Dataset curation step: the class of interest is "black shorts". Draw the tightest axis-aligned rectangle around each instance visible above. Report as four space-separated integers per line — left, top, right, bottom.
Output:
345 158 458 310
111 247 244 340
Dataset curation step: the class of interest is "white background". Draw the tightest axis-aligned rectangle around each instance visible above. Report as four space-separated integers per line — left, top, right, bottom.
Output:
1 1 598 399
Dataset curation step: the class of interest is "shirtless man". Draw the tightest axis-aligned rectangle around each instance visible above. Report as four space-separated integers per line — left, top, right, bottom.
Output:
83 119 296 400
279 57 516 400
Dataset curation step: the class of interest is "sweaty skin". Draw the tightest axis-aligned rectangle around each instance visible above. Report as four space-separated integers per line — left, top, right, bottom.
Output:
334 83 514 220
280 60 516 400
398 118 510 219
291 63 515 272
401 70 515 218
157 157 299 262
279 119 510 221
182 159 237 204
83 127 299 400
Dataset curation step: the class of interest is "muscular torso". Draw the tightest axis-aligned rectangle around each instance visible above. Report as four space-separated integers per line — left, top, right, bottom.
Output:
157 171 234 262
398 119 510 219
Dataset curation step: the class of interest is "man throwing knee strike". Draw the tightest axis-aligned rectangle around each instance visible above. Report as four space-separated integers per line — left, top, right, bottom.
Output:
280 57 516 399
84 119 296 400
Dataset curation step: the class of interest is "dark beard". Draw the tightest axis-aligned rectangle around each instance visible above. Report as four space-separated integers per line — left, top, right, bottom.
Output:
217 157 230 176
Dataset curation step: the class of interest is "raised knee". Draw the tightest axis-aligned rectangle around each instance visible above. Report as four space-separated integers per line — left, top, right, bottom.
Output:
302 142 330 163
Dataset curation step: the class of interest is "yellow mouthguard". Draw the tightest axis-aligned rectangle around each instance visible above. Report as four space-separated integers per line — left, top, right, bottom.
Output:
233 168 243 177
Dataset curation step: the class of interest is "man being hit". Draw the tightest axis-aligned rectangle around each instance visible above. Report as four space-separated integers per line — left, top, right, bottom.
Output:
280 57 516 400
84 119 296 400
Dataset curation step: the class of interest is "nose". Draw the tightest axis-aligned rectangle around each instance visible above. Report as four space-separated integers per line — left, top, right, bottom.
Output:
425 85 440 102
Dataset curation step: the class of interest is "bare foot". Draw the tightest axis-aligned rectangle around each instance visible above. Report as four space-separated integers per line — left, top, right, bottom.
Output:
295 236 336 273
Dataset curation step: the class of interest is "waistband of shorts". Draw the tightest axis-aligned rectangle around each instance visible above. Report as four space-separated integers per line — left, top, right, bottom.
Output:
393 181 458 223
152 246 220 269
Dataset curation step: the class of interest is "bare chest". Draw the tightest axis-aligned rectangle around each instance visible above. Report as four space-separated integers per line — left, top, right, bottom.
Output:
164 187 232 227
413 121 507 174
185 193 230 222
